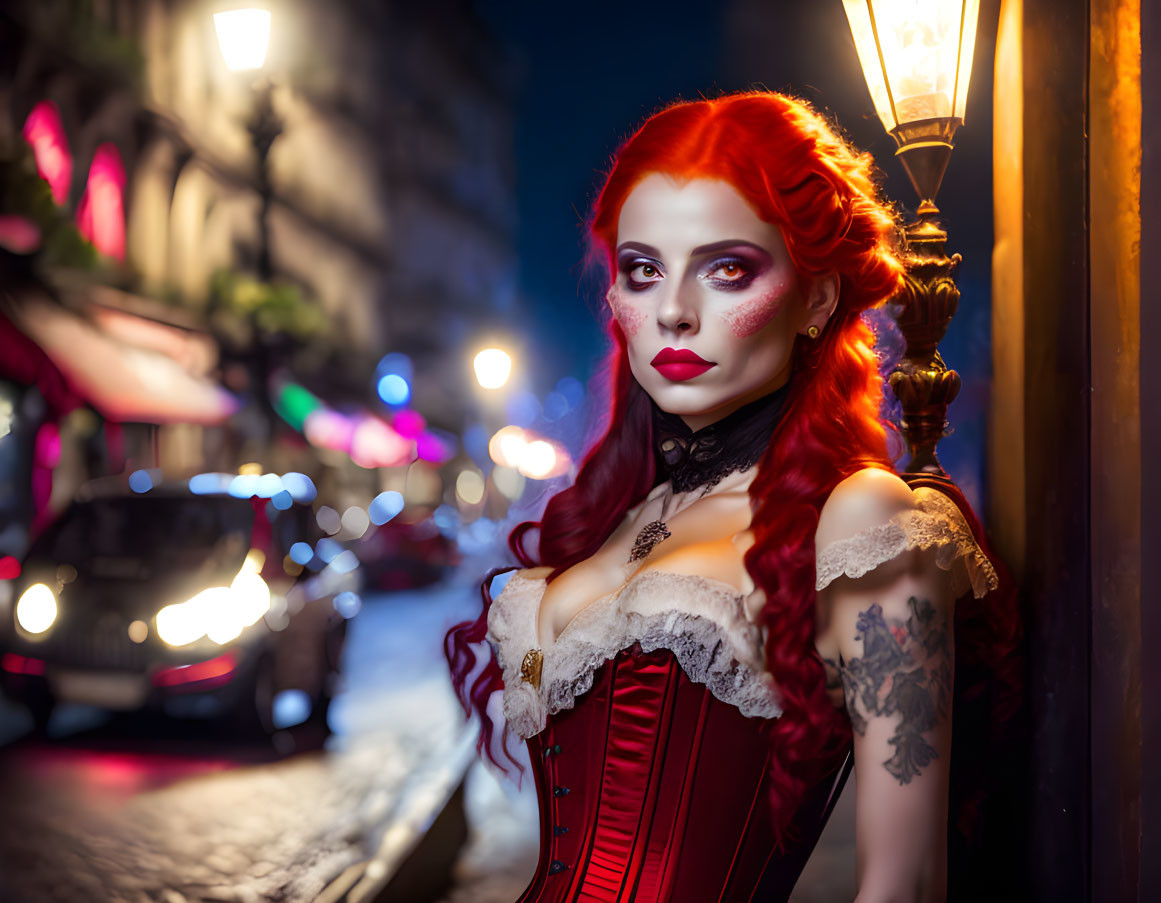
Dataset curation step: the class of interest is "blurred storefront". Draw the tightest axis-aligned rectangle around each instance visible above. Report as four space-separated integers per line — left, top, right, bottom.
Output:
0 0 519 554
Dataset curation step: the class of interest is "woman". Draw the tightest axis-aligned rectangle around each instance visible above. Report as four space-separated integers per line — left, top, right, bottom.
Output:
445 91 1012 902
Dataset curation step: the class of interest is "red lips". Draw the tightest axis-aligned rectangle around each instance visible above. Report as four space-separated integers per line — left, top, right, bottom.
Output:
650 347 715 381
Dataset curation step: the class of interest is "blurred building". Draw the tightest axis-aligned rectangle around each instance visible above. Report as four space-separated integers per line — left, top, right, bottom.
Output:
0 0 517 552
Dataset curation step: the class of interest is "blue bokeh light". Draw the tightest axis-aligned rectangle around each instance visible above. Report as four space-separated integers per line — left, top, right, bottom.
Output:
376 352 414 382
255 473 284 498
271 490 293 510
289 542 314 565
329 550 360 575
128 470 153 493
189 472 231 495
280 472 317 502
377 373 411 406
368 490 405 525
334 591 362 619
316 537 343 563
272 689 312 729
227 473 260 498
506 389 541 427
542 391 569 421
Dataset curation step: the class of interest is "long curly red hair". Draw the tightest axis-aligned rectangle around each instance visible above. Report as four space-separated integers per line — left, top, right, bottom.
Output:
445 90 907 842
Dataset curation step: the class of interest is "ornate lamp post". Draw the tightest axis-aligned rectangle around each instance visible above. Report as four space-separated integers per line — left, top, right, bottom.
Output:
842 0 981 475
212 7 285 451
213 7 281 282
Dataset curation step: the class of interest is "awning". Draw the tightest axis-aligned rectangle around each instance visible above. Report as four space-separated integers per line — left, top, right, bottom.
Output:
3 290 237 425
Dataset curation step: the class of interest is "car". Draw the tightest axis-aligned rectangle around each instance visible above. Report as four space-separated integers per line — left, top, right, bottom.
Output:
0 478 359 741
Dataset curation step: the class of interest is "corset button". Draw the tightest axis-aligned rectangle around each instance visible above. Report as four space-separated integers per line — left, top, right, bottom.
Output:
549 860 568 875
553 785 571 797
553 825 569 836
544 743 562 758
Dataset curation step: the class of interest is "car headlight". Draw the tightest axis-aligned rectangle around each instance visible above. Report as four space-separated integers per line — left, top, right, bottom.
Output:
156 553 271 648
16 583 58 635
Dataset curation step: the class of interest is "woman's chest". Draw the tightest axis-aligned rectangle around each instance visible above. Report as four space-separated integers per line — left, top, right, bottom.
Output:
536 487 756 650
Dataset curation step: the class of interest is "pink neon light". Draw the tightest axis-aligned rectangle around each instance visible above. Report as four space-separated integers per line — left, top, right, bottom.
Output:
0 556 21 580
76 143 126 261
22 101 73 205
392 409 426 439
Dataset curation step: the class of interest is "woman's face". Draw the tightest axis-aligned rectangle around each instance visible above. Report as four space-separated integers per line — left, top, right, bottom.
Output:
609 173 835 431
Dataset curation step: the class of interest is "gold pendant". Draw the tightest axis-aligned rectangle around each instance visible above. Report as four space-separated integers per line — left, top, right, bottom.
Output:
629 519 672 562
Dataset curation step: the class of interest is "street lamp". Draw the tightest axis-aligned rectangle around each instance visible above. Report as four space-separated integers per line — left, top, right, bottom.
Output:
843 0 981 474
213 6 281 281
213 9 271 72
473 348 513 390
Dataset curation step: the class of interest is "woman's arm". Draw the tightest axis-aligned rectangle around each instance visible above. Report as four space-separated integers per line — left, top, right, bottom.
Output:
815 469 955 903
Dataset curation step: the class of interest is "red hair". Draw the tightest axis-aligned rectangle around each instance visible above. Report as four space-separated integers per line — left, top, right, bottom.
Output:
446 91 907 839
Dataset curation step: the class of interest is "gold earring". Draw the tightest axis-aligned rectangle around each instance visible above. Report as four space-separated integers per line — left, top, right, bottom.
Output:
806 325 820 339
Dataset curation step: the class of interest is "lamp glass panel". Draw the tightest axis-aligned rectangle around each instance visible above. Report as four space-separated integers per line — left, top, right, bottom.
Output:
844 1 979 129
213 9 271 72
954 0 981 119
842 1 897 131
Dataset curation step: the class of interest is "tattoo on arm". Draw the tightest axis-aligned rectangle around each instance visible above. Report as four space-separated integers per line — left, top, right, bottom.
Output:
823 597 952 785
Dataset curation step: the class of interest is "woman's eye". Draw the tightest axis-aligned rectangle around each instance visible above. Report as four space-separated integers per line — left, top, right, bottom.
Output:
627 263 663 286
709 261 745 281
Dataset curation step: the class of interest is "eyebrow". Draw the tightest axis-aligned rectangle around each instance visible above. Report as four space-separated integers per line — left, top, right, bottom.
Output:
615 239 772 259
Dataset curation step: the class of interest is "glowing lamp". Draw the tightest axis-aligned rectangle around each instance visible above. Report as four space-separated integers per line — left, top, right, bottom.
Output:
16 584 57 635
518 440 558 480
842 0 980 206
474 348 513 390
213 9 272 72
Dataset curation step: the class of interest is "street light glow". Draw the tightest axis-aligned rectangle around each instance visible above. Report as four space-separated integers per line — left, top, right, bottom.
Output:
473 348 513 389
842 0 980 132
213 8 272 72
488 425 527 467
519 440 557 480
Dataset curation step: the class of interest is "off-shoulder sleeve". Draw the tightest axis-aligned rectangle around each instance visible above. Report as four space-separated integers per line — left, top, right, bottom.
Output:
814 487 999 599
485 569 549 738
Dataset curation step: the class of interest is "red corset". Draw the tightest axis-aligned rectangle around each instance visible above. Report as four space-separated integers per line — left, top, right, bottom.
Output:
514 643 850 903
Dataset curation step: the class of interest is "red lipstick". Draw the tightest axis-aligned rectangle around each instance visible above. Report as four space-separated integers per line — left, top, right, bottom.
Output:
650 347 715 381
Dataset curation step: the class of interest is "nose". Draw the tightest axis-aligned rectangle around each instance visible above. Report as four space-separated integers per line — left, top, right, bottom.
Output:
655 277 700 336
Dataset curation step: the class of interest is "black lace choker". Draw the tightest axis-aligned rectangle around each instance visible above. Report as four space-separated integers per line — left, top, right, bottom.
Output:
651 383 792 494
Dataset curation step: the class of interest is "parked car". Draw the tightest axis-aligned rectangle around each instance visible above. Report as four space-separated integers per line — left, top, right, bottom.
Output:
0 479 359 740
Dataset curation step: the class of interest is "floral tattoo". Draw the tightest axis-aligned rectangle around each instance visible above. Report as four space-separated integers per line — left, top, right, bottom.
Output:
824 597 952 785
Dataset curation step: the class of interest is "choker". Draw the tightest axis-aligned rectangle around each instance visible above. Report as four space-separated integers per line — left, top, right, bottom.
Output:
629 384 791 563
651 383 792 494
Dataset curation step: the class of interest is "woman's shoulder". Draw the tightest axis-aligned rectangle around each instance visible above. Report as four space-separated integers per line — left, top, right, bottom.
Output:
815 467 916 549
814 467 998 599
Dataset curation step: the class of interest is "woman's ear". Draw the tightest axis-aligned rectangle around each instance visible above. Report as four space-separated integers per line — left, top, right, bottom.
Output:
802 271 839 336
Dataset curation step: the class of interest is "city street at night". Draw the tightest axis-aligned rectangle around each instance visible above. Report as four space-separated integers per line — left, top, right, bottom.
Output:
1 1 1154 900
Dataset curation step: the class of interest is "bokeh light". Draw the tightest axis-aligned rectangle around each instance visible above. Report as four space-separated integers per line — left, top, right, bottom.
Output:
473 348 512 389
128 470 153 493
455 469 486 505
519 440 557 479
340 506 370 539
368 490 405 525
316 506 341 535
377 374 410 406
488 425 527 468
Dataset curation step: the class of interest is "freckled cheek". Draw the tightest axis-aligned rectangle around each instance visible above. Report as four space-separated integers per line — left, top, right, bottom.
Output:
606 285 646 338
720 286 787 338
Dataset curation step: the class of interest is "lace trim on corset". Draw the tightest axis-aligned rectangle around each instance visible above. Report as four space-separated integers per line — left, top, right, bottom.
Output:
486 570 781 740
814 487 999 599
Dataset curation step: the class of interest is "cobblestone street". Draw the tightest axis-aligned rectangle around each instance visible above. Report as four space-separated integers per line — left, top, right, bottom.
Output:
0 584 480 903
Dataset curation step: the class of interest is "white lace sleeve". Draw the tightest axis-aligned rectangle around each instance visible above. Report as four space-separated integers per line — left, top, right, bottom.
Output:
814 487 999 599
485 570 548 739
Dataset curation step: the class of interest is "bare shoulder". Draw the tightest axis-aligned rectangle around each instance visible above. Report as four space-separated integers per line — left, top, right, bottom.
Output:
815 467 916 550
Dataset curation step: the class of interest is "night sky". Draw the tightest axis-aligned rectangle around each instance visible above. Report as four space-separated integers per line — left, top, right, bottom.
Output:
473 0 999 509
